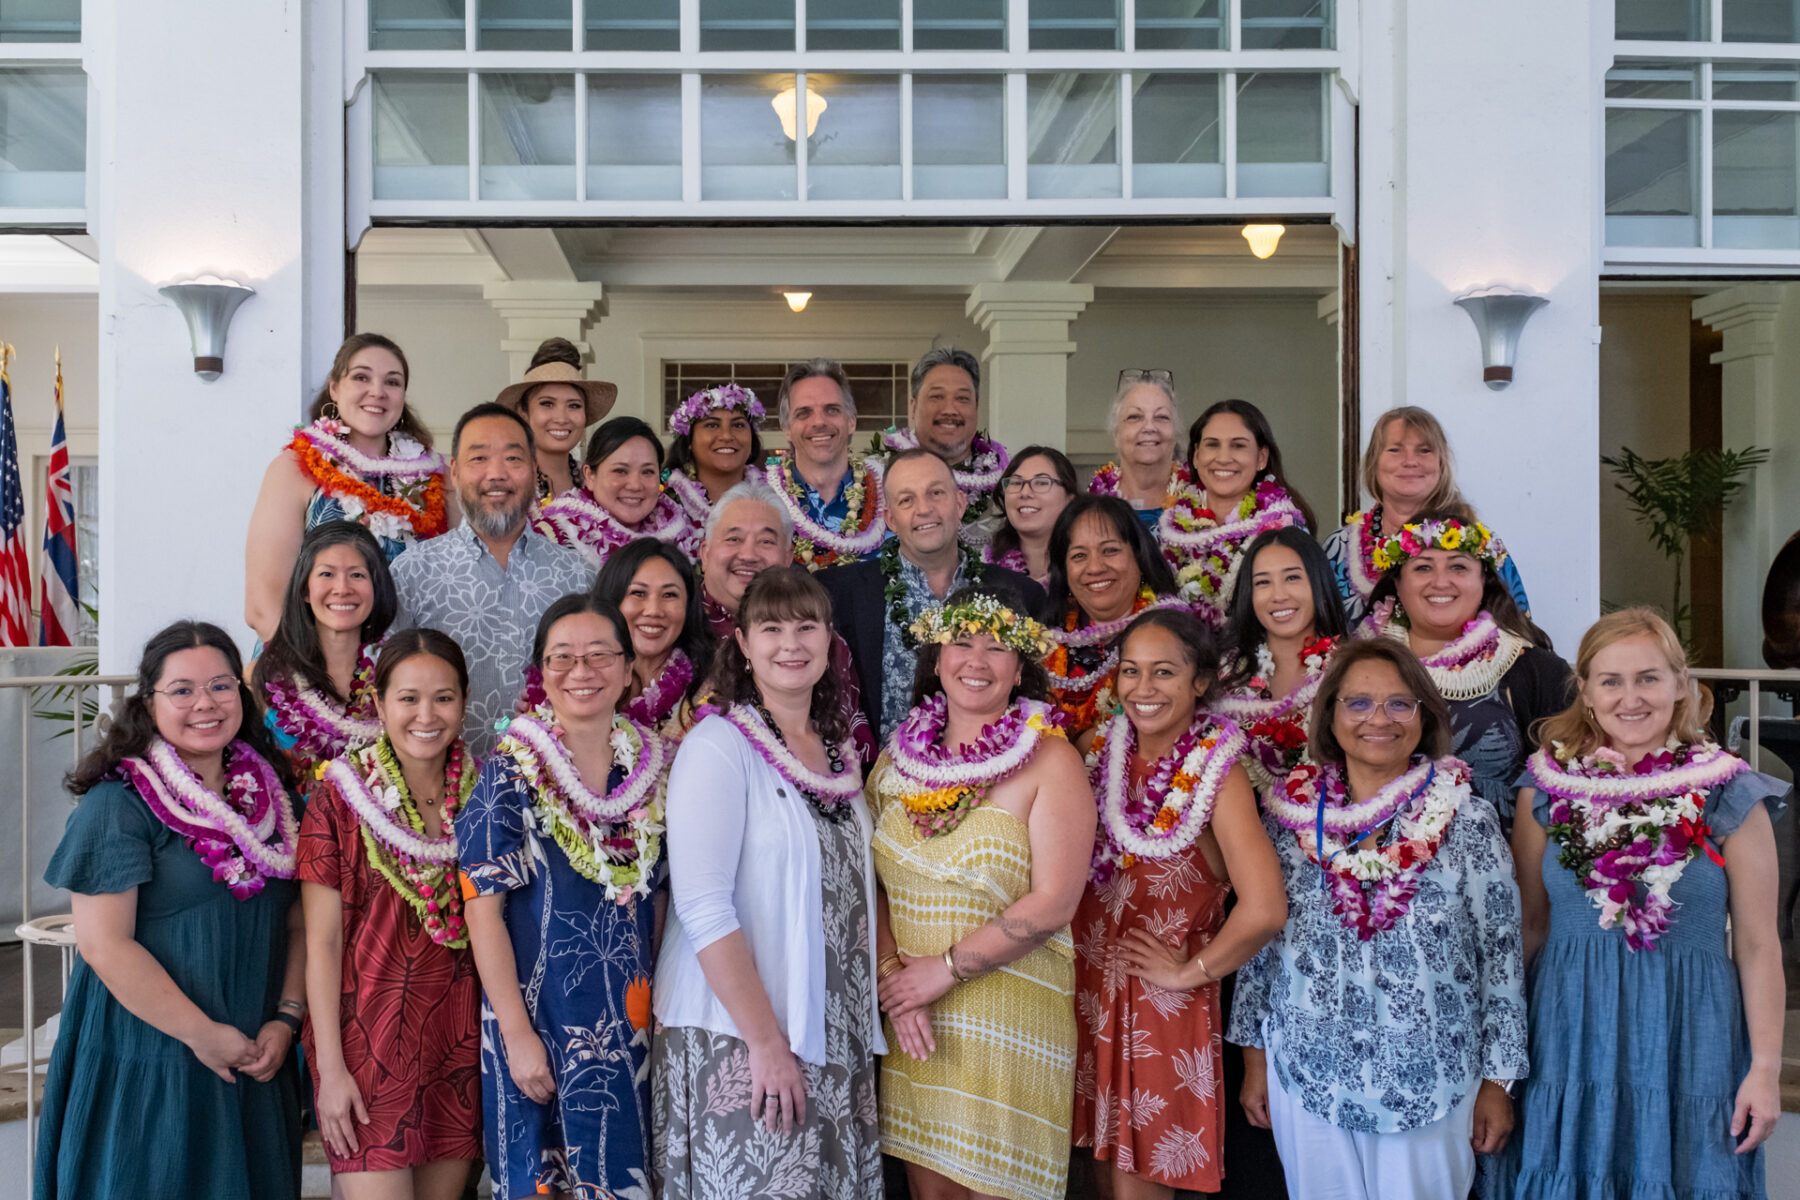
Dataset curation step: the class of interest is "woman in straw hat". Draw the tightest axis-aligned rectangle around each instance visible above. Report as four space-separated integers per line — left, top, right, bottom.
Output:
497 337 619 505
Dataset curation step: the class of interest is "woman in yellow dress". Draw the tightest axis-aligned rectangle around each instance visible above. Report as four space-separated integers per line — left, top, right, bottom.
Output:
872 585 1097 1200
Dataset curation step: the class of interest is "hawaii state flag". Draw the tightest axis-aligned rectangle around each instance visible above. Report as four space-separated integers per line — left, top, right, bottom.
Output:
38 349 77 646
0 345 32 646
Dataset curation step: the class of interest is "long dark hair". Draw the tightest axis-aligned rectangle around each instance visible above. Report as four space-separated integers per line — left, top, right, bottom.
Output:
1367 509 1552 650
69 621 297 798
1042 495 1177 623
373 629 470 700
705 567 851 747
1222 527 1350 689
989 445 1078 564
909 583 1053 710
1120 607 1224 708
1185 398 1316 532
253 521 397 703
307 333 433 450
665 409 767 480
592 537 715 691
583 416 664 473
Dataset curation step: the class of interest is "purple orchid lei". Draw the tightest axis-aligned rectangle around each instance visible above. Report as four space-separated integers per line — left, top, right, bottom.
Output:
118 739 298 900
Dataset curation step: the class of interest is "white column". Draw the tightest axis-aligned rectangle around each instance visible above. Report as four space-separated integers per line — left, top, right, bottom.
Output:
483 281 608 379
964 283 1094 454
1354 0 1609 654
1692 284 1794 666
92 0 343 669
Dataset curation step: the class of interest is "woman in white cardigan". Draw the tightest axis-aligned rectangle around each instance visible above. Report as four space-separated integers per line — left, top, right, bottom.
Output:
651 566 886 1197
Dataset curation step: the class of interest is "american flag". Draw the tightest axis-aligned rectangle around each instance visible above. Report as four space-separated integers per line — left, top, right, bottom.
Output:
38 348 77 646
0 345 31 646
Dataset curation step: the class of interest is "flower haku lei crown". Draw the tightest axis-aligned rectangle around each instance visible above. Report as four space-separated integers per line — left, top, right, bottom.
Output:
909 594 1053 659
289 418 449 542
1086 712 1246 885
1532 737 1744 951
324 735 475 947
880 694 1064 838
1370 517 1507 574
670 382 767 436
118 739 298 900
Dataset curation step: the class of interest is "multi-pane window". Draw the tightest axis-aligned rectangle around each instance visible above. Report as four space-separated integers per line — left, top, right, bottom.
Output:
662 361 910 434
358 1 1341 212
1609 3 1800 250
0 2 84 216
0 0 79 42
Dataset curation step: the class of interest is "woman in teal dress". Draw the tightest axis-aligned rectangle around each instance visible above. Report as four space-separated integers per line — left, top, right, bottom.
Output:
1480 608 1787 1200
36 620 308 1200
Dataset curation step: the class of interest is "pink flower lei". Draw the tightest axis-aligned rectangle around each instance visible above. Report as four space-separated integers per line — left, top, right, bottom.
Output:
1213 636 1337 789
262 642 382 779
982 544 1032 578
1087 461 1193 504
119 739 298 900
1345 508 1387 602
1532 738 1744 950
881 426 1010 495
724 704 863 818
531 485 701 567
1085 712 1246 886
1161 477 1307 627
1274 756 1469 939
878 694 1062 837
666 463 764 526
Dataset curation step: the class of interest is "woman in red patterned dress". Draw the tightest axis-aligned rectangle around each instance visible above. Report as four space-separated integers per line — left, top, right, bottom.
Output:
299 630 482 1199
1073 608 1286 1198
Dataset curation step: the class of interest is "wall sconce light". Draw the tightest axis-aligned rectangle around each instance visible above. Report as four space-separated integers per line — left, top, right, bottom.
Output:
772 83 828 141
783 291 813 313
1454 286 1549 390
159 276 255 380
1241 224 1286 259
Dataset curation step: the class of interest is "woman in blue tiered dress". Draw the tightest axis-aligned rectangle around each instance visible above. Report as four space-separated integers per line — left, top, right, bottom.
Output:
1481 608 1787 1200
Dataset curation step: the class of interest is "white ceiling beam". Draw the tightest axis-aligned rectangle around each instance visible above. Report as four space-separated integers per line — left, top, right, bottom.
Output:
997 226 1120 282
476 227 579 282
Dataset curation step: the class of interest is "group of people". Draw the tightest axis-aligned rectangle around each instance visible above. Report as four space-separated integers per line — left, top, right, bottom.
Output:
31 332 1786 1200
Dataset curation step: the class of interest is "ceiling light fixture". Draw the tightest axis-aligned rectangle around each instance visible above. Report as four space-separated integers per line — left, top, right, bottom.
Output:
783 291 813 313
772 83 828 141
1241 224 1286 259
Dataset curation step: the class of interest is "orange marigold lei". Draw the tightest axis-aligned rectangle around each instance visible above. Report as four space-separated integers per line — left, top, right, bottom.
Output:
290 423 449 539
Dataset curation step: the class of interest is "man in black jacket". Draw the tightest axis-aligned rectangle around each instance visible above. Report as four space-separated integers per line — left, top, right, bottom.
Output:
817 448 1044 743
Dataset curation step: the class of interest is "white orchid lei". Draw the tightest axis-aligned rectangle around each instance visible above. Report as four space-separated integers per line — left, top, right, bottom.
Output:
495 709 667 903
879 694 1063 837
531 485 701 567
1371 602 1526 701
769 452 887 569
1086 712 1246 885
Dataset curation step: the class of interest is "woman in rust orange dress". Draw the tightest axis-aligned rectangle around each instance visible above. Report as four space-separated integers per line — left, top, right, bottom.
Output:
1073 608 1286 1198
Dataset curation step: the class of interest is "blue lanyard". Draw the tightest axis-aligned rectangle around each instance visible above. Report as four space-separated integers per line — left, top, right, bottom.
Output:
1316 762 1436 886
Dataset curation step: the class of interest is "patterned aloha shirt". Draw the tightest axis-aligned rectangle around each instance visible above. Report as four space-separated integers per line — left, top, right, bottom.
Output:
390 522 594 757
879 551 974 741
1225 791 1528 1134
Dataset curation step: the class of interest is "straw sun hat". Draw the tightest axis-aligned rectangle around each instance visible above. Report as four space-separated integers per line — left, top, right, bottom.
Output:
495 337 618 425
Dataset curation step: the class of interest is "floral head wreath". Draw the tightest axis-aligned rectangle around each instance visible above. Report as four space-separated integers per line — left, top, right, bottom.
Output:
1371 517 1509 574
910 594 1054 659
670 383 767 437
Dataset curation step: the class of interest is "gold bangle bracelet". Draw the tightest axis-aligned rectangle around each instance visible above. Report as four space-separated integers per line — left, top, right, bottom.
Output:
1194 952 1213 984
878 954 905 981
942 946 966 984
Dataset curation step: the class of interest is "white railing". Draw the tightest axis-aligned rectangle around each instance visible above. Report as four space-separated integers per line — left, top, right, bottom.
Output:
0 670 133 1192
1690 667 1800 772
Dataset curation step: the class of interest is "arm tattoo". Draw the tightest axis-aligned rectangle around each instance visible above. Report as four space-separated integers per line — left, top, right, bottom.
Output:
955 916 1055 978
994 914 1054 948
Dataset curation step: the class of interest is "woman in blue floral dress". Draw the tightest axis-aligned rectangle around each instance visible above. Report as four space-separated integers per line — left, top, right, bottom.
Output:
459 593 668 1199
1227 638 1526 1200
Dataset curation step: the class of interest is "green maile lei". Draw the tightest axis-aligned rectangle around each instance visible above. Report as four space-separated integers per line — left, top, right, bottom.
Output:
882 537 987 650
345 735 475 949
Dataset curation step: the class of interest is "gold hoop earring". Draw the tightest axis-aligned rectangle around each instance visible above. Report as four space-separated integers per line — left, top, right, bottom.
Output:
321 397 341 422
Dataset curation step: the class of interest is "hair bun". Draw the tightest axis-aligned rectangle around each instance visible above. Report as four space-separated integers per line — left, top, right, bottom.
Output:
530 337 583 371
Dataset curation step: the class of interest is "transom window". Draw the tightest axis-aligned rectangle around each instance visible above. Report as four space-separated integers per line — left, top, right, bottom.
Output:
0 1 85 221
662 360 910 434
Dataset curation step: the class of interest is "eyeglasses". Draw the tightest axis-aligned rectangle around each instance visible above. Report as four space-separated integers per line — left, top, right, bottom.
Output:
153 676 241 709
1118 368 1174 387
1337 695 1422 723
543 650 625 674
1001 474 1066 497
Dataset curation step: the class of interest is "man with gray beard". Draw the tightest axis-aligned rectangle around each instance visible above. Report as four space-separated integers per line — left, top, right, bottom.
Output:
390 402 593 754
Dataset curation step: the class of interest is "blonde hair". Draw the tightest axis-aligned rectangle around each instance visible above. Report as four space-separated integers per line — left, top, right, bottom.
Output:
1536 607 1711 758
1359 406 1467 516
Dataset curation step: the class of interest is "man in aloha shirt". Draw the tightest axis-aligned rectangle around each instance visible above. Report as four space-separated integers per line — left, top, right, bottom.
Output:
695 479 877 764
390 403 593 757
772 357 885 567
877 347 1009 546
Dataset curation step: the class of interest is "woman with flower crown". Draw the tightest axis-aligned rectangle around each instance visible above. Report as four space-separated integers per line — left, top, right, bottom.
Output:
533 415 701 571
1040 495 1184 738
592 538 715 738
1228 638 1525 1200
1326 406 1531 627
871 584 1095 1200
298 630 481 1198
495 337 618 505
1478 608 1786 1200
459 594 667 1199
653 567 885 1197
1362 511 1572 830
36 621 306 1200
1159 400 1315 629
246 333 449 644
1073 608 1286 1199
253 521 396 782
662 383 767 526
987 444 1078 585
1215 527 1350 794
